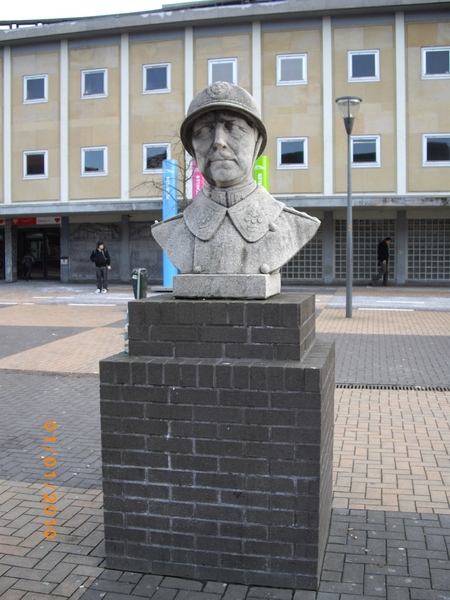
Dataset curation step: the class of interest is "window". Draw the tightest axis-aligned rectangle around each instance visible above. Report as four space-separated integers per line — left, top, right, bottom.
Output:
208 58 237 85
23 75 48 103
276 54 307 85
81 69 107 97
422 47 450 78
348 50 380 81
423 135 450 166
277 138 308 169
143 63 171 94
351 136 381 167
23 151 48 179
81 147 107 176
143 144 170 173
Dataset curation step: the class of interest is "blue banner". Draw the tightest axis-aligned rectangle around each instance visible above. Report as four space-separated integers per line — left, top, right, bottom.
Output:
162 159 179 288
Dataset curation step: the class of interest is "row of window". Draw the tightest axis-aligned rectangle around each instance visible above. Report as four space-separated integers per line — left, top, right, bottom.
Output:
281 135 450 168
211 48 450 85
21 134 450 179
23 64 170 103
22 144 171 178
22 45 450 104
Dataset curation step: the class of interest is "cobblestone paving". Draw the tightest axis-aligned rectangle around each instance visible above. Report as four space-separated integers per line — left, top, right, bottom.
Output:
316 308 450 386
0 282 449 599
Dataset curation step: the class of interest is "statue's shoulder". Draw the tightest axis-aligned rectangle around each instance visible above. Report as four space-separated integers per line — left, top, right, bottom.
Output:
151 213 184 230
282 204 321 225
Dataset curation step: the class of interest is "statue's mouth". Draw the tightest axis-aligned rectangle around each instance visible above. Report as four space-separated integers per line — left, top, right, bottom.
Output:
210 156 235 163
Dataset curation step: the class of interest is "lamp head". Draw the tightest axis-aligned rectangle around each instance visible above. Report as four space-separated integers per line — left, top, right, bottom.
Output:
335 96 362 135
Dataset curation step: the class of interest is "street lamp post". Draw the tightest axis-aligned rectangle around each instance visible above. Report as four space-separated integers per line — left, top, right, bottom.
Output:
335 96 362 318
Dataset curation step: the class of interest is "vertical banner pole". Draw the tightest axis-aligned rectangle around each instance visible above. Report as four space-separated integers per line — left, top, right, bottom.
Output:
162 159 179 288
253 155 269 191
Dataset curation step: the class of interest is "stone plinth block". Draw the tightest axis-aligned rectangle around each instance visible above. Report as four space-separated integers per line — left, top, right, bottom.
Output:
100 293 334 590
127 292 316 362
173 273 281 299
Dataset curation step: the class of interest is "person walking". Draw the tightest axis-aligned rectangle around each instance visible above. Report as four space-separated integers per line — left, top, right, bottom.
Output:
21 250 34 281
371 237 392 286
90 241 111 293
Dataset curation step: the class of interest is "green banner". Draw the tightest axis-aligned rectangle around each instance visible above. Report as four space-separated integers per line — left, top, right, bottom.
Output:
253 155 269 190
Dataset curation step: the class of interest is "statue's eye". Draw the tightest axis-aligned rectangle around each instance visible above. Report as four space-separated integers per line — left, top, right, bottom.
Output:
225 121 234 132
195 124 213 137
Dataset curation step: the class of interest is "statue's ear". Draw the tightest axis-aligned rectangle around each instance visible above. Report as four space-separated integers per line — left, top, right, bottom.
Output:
253 133 264 163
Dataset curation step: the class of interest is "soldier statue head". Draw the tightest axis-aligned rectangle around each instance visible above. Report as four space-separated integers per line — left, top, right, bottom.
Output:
180 81 267 189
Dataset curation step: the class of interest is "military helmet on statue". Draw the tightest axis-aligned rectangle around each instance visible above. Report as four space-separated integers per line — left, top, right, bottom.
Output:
180 81 267 158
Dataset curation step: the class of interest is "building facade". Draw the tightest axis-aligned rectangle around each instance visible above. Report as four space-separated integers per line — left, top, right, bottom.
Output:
1 0 450 285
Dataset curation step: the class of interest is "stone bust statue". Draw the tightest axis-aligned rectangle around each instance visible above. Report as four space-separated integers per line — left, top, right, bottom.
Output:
152 81 320 298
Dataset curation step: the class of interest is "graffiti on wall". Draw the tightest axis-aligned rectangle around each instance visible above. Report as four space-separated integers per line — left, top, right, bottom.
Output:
69 223 121 241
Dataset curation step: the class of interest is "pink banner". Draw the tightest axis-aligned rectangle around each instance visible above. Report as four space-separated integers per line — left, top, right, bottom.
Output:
192 160 206 199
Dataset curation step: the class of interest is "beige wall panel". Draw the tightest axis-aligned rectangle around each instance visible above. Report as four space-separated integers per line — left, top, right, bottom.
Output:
129 38 185 199
407 22 438 47
334 24 394 52
262 28 323 195
381 135 396 168
194 34 251 94
11 51 60 202
333 24 396 194
406 21 450 192
437 21 450 44
69 45 120 200
272 167 323 195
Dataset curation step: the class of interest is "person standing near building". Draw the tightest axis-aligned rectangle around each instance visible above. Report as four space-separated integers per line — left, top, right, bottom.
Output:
371 237 392 286
90 241 111 293
21 250 34 281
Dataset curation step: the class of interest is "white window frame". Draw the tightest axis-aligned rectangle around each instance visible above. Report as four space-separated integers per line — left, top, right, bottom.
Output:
421 47 450 79
208 58 238 85
23 150 48 179
351 135 381 168
422 134 450 166
23 74 48 104
142 143 171 174
81 68 108 98
81 146 108 176
348 50 380 82
277 137 308 170
142 63 171 94
276 54 307 86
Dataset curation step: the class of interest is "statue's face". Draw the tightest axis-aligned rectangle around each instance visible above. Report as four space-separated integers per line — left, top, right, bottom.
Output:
191 110 260 188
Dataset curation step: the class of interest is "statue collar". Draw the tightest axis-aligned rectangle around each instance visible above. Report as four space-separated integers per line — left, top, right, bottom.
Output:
184 185 284 243
202 181 257 208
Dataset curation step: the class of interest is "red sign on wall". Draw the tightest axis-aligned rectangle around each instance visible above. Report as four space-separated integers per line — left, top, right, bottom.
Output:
9 217 61 226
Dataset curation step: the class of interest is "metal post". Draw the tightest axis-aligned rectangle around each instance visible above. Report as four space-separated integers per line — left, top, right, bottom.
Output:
336 96 361 319
346 133 352 318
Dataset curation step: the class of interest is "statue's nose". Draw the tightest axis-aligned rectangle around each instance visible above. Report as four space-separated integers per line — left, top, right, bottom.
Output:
213 124 227 148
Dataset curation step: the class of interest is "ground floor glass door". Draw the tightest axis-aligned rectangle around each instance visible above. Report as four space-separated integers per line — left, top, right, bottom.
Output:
18 228 61 280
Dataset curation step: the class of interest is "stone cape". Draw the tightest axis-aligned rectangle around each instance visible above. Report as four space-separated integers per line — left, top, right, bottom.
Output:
151 186 320 275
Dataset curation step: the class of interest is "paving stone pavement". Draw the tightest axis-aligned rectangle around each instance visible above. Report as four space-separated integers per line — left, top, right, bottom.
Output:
0 282 449 599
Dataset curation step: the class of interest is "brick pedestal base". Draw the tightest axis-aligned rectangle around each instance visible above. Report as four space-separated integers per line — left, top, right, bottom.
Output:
100 292 334 590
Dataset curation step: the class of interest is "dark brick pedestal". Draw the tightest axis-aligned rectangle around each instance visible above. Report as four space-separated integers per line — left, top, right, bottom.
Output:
99 292 334 590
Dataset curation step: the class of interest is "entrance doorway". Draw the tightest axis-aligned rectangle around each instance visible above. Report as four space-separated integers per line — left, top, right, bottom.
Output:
18 228 61 280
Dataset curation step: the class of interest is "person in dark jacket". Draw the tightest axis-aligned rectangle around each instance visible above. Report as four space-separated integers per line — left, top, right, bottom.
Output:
90 241 111 293
371 237 392 286
21 250 34 281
